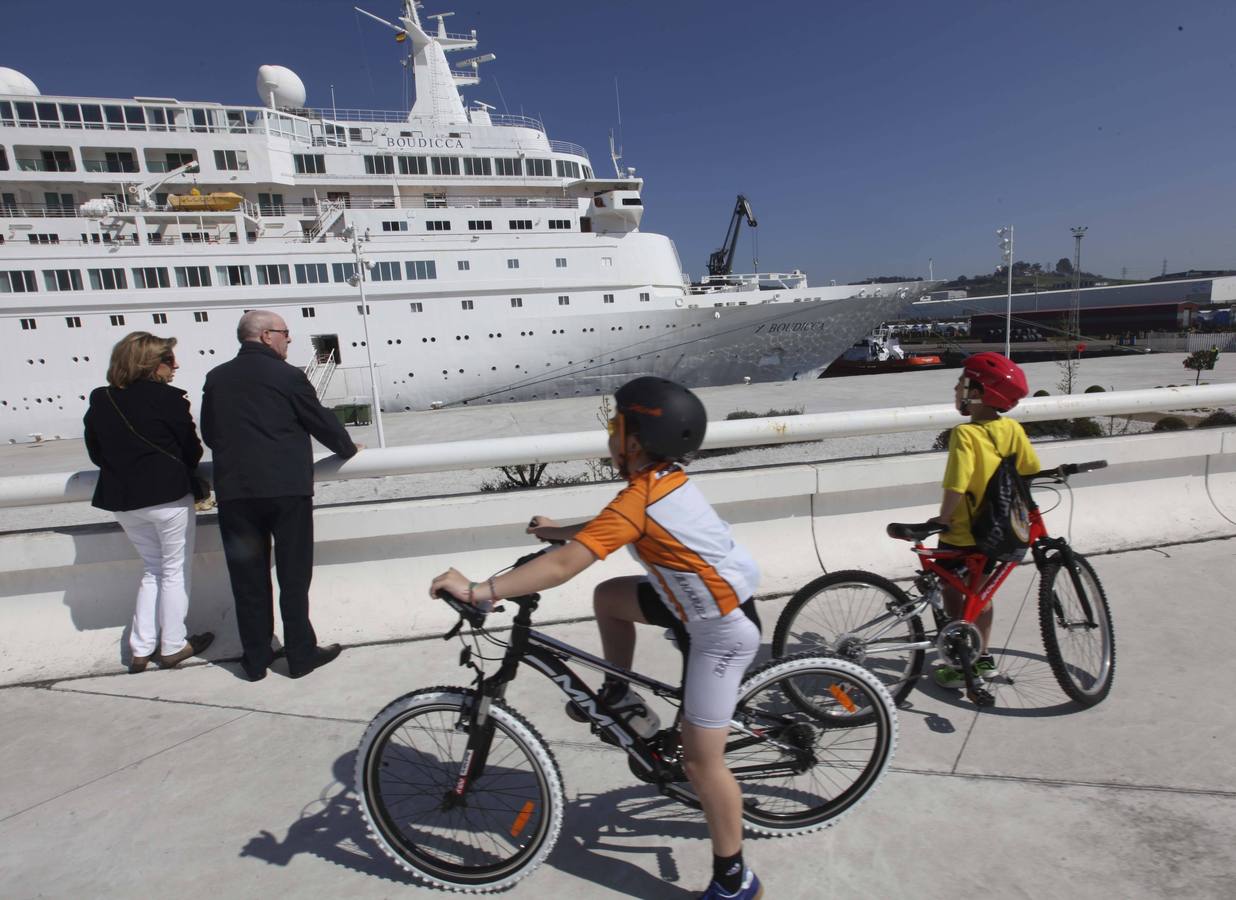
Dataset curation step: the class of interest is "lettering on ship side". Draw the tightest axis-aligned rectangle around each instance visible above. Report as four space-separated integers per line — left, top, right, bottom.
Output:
386 137 466 149
753 322 830 335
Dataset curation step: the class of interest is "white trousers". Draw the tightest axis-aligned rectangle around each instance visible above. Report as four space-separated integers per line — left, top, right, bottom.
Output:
115 493 196 657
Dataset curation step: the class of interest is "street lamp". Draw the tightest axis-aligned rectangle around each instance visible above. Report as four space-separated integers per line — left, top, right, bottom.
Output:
342 224 387 448
997 225 1014 356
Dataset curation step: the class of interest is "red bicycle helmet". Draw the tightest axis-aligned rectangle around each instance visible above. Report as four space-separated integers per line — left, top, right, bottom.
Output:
962 352 1029 411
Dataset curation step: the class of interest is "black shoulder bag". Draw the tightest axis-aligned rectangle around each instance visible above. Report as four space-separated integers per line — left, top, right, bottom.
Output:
969 426 1033 563
106 389 211 503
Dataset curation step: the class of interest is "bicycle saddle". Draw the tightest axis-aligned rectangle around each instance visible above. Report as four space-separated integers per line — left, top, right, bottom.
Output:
886 521 947 542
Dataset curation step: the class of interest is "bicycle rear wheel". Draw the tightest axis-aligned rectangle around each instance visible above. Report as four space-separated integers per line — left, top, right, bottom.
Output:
725 654 897 834
356 687 564 892
1038 554 1116 707
772 570 926 707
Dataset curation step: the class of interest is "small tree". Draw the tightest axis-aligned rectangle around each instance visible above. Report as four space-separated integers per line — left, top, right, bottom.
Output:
1182 346 1220 385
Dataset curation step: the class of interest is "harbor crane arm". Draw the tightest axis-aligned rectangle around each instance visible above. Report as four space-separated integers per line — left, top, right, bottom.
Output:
706 194 757 277
127 159 200 210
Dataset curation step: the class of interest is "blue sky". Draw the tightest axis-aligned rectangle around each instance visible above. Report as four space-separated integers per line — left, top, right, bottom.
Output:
6 0 1234 283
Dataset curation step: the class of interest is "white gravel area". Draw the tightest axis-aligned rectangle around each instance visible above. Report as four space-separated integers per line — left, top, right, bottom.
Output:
2 353 1231 531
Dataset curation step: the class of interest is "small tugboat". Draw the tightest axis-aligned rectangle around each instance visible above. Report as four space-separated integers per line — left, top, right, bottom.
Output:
822 326 944 376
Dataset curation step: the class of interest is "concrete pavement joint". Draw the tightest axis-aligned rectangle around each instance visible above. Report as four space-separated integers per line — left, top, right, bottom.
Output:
0 708 254 825
889 765 1236 799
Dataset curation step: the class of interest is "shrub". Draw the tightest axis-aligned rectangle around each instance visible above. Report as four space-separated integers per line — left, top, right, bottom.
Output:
932 428 952 451
725 410 760 421
1197 409 1236 428
1069 418 1104 439
1152 416 1189 432
1084 385 1106 393
1032 389 1050 397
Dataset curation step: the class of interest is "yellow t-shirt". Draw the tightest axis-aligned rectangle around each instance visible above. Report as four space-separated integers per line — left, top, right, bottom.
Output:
941 418 1041 546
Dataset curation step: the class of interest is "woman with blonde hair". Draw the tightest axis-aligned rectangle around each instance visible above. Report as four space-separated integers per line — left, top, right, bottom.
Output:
84 332 213 673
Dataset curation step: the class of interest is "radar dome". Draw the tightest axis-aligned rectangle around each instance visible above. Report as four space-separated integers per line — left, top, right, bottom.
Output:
256 65 305 109
0 67 40 96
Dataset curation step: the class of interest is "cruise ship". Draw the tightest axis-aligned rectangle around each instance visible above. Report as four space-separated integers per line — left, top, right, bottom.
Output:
0 1 935 444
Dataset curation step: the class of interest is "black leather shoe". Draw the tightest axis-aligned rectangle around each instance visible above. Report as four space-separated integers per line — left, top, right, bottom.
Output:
156 632 215 669
288 643 342 679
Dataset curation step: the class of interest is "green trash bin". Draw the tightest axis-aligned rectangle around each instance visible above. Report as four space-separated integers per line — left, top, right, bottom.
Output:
331 405 351 426
353 403 372 426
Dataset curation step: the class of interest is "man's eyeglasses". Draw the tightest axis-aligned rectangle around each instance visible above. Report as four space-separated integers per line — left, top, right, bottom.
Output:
264 328 290 336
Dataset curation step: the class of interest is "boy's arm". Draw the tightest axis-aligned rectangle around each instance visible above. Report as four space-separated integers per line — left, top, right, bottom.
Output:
526 516 586 543
932 489 965 525
430 542 597 603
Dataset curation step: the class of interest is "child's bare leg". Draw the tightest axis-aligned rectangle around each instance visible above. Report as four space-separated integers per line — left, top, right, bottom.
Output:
681 721 742 857
593 576 649 669
943 584 994 655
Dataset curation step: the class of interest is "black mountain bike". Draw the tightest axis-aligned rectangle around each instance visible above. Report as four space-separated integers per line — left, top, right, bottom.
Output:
773 462 1116 708
356 549 898 892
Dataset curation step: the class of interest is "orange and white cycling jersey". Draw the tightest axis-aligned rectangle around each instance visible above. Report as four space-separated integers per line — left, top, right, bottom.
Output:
575 463 760 623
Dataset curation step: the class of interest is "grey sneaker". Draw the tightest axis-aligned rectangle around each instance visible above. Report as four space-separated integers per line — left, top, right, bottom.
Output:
566 683 661 738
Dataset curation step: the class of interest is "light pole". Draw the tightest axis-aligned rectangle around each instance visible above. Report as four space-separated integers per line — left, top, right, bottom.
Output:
343 224 387 448
1070 226 1087 343
997 225 1014 356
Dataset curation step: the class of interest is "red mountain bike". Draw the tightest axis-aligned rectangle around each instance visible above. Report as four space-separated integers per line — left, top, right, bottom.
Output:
773 461 1115 708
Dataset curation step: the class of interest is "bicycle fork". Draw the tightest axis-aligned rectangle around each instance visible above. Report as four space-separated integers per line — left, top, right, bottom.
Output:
1033 538 1100 630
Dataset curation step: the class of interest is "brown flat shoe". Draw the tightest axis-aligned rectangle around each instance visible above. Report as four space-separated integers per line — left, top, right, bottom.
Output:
128 653 155 674
156 632 215 669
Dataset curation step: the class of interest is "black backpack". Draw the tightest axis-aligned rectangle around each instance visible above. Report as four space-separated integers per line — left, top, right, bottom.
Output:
969 428 1034 562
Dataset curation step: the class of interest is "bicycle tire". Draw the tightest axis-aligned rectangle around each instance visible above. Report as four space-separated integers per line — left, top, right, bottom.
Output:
1038 554 1116 707
355 686 565 892
773 570 926 708
721 654 897 835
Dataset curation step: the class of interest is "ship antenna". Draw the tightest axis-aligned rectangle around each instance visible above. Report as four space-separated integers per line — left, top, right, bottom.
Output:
610 77 624 177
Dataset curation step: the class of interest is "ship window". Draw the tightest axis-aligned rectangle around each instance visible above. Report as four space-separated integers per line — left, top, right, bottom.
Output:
621 198 643 206
398 155 427 175
555 258 567 268
461 300 474 310
28 234 59 245
213 149 248 171
431 156 460 176
364 154 395 175
423 192 446 208
463 157 492 176
214 264 251 286
507 258 520 269
133 267 171 289
549 219 572 230
409 302 423 312
175 266 211 288
257 193 284 215
36 102 59 126
554 160 581 179
295 263 328 284
601 257 612 267
0 147 7 170
332 262 358 283
509 220 532 230
382 220 408 232
510 297 523 308
294 153 326 174
256 264 291 286
1 271 36 293
356 304 371 314
104 105 125 129
110 314 126 326
41 150 74 172
457 260 470 271
494 157 521 176
0 101 13 126
88 268 126 291
640 292 650 302
603 293 614 304
152 313 168 324
302 307 315 318
526 158 552 177
44 269 82 292
145 107 167 130
194 311 209 322
467 220 492 230
406 260 437 280
65 316 82 327
20 318 36 330
558 295 570 306
426 220 451 231
371 261 402 282
80 104 103 128
123 106 145 127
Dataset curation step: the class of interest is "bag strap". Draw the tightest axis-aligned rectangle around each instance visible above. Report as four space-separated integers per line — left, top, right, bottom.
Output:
106 388 184 466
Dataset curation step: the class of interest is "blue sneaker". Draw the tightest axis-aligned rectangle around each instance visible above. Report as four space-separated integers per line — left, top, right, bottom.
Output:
699 867 763 899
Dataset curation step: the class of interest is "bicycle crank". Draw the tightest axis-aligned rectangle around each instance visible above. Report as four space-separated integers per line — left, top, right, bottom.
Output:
935 620 983 668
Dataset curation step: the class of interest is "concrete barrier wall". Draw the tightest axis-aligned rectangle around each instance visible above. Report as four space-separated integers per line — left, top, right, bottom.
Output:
1 427 1233 685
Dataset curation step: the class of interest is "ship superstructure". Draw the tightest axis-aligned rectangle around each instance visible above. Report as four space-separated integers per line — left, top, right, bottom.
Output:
0 2 933 443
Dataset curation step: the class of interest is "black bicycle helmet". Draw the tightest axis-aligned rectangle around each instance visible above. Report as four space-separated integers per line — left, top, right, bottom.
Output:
614 377 707 460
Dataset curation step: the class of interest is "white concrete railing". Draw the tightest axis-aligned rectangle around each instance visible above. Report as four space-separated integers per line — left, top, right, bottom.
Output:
3 383 1235 509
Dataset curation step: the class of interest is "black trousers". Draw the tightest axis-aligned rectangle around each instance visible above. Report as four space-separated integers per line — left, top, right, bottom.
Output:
218 496 318 675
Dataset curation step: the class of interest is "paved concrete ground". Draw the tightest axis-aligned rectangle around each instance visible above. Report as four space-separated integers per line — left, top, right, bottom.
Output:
2 536 1233 899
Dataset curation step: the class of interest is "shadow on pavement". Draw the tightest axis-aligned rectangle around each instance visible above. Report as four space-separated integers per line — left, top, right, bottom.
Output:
916 646 1088 717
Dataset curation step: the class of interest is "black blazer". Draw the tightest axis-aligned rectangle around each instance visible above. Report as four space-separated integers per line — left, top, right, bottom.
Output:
201 342 357 502
84 380 204 512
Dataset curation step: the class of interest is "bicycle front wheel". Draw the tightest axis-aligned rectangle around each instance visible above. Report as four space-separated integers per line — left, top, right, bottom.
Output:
355 687 565 892
773 570 926 707
1038 554 1116 707
727 654 897 835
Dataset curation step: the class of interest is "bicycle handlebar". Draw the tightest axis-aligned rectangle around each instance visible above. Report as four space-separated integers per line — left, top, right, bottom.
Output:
437 546 554 631
1030 459 1108 481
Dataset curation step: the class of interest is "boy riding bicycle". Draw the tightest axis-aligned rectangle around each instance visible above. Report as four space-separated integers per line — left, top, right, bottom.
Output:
929 352 1040 689
430 377 764 900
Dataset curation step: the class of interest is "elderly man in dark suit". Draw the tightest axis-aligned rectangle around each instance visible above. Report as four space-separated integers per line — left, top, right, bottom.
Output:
202 310 359 681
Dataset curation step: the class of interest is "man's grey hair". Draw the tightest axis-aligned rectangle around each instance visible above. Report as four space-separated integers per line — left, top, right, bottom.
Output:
237 309 280 342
